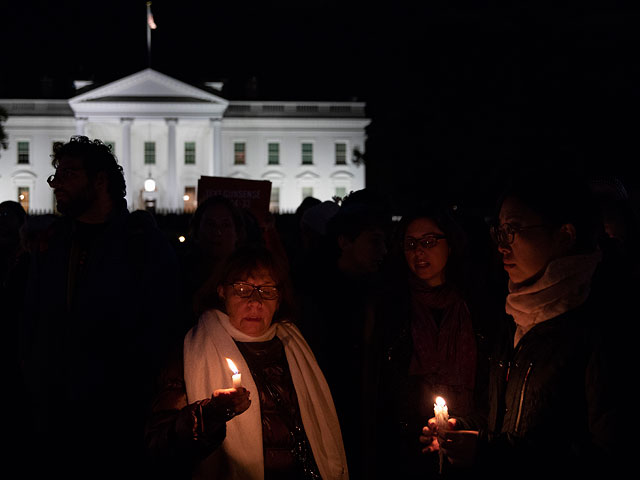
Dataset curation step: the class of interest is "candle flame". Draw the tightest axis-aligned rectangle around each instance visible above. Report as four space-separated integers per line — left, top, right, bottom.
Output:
226 358 239 374
435 396 446 407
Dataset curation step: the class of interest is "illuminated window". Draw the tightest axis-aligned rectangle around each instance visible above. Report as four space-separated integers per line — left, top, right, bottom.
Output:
105 141 115 153
335 143 347 164
144 142 156 164
234 142 246 165
184 186 197 212
270 187 280 213
268 143 279 165
335 187 347 199
17 141 29 164
18 187 29 211
302 186 313 199
301 143 313 165
185 142 196 164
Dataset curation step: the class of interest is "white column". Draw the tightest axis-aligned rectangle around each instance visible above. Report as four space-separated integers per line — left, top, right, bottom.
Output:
210 118 222 176
75 117 87 136
120 118 133 208
166 118 179 210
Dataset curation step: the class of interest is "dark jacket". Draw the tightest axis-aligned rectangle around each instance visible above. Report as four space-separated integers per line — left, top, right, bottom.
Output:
458 296 618 478
297 261 383 480
20 209 180 479
374 278 496 480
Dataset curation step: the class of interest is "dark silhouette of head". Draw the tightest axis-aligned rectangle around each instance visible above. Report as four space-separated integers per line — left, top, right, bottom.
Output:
0 200 27 250
326 188 392 275
189 195 248 260
50 136 126 218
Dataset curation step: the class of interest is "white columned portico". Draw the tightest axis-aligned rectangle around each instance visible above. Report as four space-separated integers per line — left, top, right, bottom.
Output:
75 117 87 136
166 117 179 210
67 69 231 211
120 118 133 207
210 118 222 176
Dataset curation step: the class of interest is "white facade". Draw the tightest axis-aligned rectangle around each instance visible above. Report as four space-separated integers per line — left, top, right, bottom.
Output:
0 69 369 213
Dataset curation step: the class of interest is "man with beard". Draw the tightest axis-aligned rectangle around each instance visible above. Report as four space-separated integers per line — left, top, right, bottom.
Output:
20 136 180 479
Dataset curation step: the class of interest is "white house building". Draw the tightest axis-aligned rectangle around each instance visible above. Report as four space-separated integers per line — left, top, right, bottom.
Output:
0 68 369 213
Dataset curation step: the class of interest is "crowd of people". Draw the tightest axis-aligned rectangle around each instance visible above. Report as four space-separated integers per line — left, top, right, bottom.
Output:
1 135 635 479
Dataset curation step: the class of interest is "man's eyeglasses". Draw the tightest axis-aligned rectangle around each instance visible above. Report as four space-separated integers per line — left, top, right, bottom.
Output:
404 234 446 251
229 282 280 300
47 168 82 186
490 223 547 245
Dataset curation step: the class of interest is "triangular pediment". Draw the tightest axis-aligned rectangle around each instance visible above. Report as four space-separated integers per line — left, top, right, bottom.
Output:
261 170 286 180
295 170 321 180
69 69 228 106
228 171 251 179
330 170 354 179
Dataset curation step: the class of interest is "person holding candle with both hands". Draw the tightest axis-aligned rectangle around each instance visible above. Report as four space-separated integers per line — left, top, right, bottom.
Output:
374 203 497 479
419 169 619 478
145 245 348 479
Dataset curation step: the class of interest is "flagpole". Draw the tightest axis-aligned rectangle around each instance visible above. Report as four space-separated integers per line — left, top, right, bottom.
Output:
146 1 153 67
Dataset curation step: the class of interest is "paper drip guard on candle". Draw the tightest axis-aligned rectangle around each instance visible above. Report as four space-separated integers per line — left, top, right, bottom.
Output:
226 358 242 388
434 396 449 474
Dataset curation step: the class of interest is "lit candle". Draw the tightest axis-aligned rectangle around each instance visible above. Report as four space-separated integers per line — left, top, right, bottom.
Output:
434 396 449 474
226 358 242 388
434 396 449 431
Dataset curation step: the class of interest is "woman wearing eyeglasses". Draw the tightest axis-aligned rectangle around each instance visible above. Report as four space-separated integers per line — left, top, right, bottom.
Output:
145 245 348 480
420 170 619 478
374 204 498 479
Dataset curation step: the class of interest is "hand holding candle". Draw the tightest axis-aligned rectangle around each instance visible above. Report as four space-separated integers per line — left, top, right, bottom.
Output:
226 358 242 388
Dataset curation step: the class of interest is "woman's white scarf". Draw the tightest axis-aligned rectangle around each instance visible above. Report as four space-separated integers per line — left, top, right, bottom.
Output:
183 309 348 480
506 251 601 347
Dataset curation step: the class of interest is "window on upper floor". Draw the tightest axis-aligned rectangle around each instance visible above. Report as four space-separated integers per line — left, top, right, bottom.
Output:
234 142 246 165
185 142 196 165
17 141 29 164
301 143 313 165
268 142 280 165
144 142 156 164
335 142 347 165
335 186 347 200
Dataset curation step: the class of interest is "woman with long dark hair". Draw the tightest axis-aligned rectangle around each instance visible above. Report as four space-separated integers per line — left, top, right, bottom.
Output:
376 203 494 478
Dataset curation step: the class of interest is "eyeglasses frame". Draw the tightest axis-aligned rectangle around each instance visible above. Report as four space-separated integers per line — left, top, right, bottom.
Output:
403 233 447 251
490 223 548 245
228 281 280 300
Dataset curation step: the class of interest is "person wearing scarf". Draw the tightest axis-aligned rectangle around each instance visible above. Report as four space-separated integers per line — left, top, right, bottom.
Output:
420 170 618 479
146 245 348 480
376 207 486 479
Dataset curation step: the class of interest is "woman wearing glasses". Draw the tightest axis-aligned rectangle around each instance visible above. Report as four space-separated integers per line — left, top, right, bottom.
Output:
420 170 618 478
146 245 348 480
375 204 497 479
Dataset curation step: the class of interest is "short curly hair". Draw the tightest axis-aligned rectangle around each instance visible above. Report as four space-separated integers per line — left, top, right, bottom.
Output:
51 136 126 209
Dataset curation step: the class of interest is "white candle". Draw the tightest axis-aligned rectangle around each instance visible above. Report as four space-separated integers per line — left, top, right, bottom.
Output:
226 358 242 388
434 396 449 431
434 396 449 474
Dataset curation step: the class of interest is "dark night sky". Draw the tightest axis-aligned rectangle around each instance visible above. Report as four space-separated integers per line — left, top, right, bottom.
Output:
2 1 639 212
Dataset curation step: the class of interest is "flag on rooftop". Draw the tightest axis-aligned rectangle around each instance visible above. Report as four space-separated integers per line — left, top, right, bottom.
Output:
147 2 157 30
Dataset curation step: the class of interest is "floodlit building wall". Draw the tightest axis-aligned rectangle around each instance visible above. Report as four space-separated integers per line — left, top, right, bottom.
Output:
0 70 369 214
